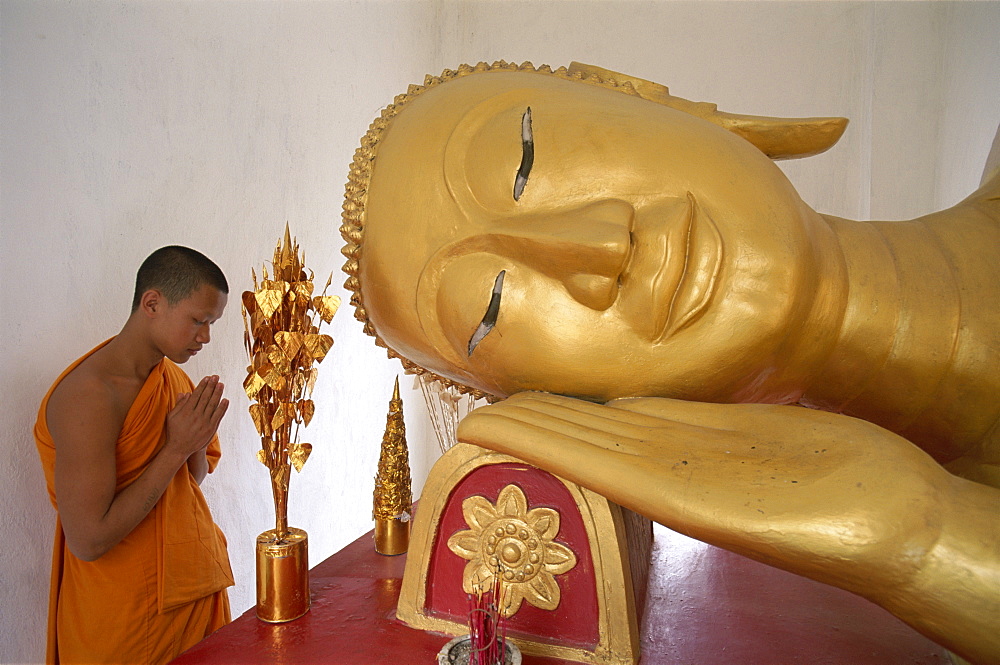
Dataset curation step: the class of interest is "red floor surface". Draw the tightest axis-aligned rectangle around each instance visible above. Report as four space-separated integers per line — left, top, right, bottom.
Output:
172 524 952 664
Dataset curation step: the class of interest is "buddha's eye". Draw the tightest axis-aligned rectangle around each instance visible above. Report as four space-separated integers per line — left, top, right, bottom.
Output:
467 271 506 356
513 108 533 201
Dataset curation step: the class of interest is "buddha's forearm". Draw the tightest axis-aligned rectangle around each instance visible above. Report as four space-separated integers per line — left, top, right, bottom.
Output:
877 476 1000 665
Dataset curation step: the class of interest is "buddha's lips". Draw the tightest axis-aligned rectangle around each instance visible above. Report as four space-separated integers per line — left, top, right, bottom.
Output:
659 194 723 341
625 194 723 342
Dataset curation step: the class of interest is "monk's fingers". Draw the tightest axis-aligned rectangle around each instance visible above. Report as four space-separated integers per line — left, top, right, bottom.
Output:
181 377 210 411
209 398 230 430
188 376 224 414
205 381 226 413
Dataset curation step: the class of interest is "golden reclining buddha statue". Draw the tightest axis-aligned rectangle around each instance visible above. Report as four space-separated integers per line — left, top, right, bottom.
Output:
340 61 999 665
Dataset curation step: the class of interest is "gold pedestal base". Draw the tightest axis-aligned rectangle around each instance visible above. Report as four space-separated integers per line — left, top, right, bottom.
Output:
256 527 310 623
374 516 410 555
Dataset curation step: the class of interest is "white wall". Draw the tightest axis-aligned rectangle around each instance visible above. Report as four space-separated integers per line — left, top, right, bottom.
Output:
2 2 998 663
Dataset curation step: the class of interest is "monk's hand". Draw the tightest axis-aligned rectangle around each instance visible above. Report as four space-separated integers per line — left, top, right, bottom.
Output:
165 375 229 460
456 391 954 598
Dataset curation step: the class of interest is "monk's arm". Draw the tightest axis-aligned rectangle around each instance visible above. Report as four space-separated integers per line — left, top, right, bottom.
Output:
51 375 228 561
186 446 210 485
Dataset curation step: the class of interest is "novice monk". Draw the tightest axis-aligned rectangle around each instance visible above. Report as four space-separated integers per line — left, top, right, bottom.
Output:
34 246 235 665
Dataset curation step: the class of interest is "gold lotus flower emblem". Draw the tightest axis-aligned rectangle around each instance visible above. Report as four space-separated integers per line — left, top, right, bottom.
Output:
447 484 577 617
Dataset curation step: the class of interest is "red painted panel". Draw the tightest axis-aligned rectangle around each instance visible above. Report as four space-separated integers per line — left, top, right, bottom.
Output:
424 463 600 649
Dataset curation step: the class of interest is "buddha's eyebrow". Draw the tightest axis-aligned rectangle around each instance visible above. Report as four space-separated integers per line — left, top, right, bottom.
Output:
513 108 533 201
467 270 506 356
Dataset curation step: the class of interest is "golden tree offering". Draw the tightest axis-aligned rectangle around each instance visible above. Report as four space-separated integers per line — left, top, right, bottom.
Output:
242 225 340 622
373 376 412 555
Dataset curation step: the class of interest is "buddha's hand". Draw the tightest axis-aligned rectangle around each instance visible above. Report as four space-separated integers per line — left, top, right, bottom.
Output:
456 391 953 598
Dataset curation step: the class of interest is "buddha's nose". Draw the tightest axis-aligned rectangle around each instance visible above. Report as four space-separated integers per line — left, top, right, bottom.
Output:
491 198 633 310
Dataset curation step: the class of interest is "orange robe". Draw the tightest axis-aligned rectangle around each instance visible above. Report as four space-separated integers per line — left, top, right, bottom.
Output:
34 341 235 665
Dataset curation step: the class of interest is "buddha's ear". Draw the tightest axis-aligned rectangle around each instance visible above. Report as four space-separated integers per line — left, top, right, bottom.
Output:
568 62 848 160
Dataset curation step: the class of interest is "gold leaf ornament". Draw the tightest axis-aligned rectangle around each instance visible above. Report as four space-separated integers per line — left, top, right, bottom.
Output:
274 331 305 362
243 371 266 401
249 403 273 436
255 280 290 319
271 463 290 491
271 402 298 430
289 442 313 471
290 368 319 397
292 281 314 303
266 344 288 371
241 290 257 316
244 226 339 538
313 295 342 323
298 399 315 426
260 364 286 392
304 333 334 362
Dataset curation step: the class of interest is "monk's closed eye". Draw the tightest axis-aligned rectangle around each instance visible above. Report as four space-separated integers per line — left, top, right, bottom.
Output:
467 271 506 356
513 108 533 201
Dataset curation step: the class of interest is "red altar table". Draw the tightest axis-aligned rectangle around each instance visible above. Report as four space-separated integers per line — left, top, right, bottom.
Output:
172 524 951 665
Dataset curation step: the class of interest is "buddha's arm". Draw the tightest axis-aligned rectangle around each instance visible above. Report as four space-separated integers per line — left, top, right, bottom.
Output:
457 392 1000 665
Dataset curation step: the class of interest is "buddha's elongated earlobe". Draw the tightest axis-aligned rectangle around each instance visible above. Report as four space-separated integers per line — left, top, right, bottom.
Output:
568 62 848 160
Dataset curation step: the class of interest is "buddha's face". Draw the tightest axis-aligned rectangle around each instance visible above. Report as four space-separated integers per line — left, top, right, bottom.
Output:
359 71 834 402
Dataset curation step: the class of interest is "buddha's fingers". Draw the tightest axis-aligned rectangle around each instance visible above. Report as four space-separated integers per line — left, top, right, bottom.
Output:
497 392 683 430
609 395 862 441
459 391 951 550
458 393 762 526
457 408 692 519
495 392 811 449
476 392 729 457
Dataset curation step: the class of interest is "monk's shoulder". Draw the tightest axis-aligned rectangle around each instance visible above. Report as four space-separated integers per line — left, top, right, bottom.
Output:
47 352 139 440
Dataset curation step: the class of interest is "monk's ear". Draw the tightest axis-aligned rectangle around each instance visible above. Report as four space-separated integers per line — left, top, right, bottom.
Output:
139 289 163 318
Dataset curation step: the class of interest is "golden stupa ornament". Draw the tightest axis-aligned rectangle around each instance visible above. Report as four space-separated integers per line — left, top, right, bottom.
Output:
373 376 413 555
448 484 577 617
242 224 341 622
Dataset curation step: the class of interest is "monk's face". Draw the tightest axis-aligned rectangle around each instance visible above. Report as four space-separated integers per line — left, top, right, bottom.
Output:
153 283 228 364
360 72 832 402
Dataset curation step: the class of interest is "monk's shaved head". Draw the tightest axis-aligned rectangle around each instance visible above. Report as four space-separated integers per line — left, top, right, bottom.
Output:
131 246 228 311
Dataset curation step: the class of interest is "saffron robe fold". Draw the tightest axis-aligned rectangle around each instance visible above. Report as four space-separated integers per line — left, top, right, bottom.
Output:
34 341 235 665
